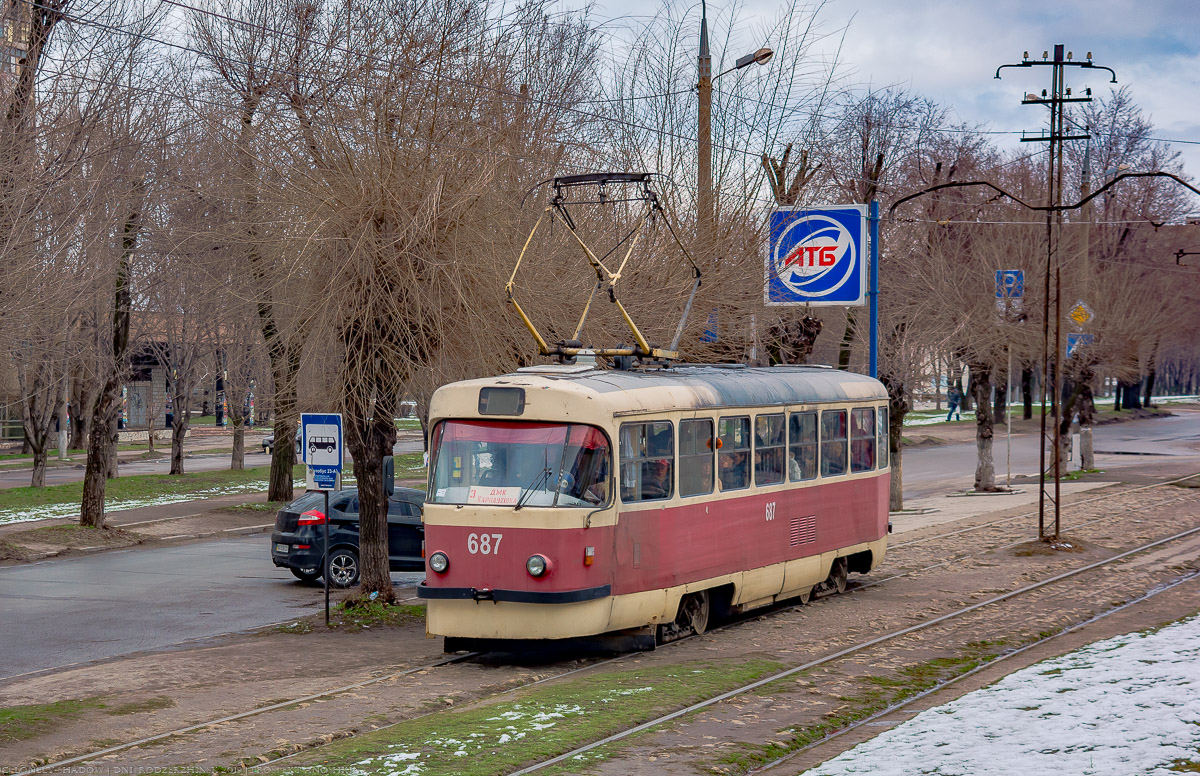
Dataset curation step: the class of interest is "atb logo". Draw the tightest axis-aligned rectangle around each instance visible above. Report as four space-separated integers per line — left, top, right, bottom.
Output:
766 206 867 306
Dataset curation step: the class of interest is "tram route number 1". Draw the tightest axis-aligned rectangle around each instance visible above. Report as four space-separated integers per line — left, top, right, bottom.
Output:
468 533 504 555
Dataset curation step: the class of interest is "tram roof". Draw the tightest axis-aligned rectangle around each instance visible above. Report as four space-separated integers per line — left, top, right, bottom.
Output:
439 365 887 418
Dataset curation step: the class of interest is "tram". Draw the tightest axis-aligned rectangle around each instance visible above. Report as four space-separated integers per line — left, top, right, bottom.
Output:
417 362 891 650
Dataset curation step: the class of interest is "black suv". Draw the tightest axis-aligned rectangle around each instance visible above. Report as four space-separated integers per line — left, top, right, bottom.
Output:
270 487 426 587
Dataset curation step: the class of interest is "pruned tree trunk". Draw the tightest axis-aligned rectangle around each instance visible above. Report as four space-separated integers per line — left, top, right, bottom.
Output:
969 362 996 491
881 374 909 512
81 393 115 528
169 382 190 474
1079 373 1096 470
836 310 857 371
1123 380 1142 410
267 354 299 498
342 321 400 601
1021 366 1034 420
1058 380 1082 477
31 447 48 487
106 413 119 479
81 181 141 527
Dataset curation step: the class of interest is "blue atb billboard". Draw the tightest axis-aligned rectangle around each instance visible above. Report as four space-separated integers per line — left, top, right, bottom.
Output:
765 205 868 306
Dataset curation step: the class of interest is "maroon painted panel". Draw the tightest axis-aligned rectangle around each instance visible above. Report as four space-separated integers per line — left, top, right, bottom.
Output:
610 473 888 595
422 473 888 597
422 524 613 593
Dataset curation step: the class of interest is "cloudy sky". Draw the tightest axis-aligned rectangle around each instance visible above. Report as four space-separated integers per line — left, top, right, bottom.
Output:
588 0 1200 207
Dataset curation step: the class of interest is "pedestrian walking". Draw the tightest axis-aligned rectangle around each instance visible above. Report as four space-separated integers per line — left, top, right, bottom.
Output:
946 386 962 421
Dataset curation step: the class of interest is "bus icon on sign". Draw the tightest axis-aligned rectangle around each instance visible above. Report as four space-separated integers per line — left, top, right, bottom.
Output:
766 205 867 306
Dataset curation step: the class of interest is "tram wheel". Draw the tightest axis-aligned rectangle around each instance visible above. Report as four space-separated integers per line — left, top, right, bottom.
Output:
681 590 711 635
798 585 812 605
828 557 848 594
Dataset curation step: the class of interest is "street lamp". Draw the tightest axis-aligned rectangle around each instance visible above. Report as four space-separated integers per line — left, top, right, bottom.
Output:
697 0 772 261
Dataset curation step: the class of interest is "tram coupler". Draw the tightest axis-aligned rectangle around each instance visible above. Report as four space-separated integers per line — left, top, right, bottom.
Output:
471 588 495 602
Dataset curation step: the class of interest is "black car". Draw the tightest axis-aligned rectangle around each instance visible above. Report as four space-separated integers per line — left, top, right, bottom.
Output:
270 487 426 587
262 435 303 455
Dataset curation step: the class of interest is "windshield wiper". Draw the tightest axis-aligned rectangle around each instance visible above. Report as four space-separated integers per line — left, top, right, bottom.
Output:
515 467 552 510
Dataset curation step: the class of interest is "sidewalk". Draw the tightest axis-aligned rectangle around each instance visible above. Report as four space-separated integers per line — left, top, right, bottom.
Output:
890 480 1115 535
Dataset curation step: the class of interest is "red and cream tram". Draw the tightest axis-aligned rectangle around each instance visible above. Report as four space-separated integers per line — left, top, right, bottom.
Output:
417 363 890 650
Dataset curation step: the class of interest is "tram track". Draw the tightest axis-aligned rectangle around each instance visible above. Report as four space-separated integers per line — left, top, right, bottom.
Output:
10 473 1200 774
509 523 1200 774
744 568 1200 775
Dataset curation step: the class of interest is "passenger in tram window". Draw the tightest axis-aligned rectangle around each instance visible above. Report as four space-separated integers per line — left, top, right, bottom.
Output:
788 451 802 480
719 450 748 490
641 457 672 499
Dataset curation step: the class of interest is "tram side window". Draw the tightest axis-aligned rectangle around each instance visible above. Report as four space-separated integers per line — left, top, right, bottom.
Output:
820 410 847 477
851 407 876 473
679 419 714 497
788 412 817 481
620 422 674 502
717 416 750 490
754 414 785 485
878 405 890 469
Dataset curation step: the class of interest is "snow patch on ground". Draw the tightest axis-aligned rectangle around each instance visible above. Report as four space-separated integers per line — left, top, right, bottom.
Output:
804 615 1200 775
0 479 306 527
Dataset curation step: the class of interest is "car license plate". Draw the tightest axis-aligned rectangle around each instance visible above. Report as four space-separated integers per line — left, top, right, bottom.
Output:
275 543 288 554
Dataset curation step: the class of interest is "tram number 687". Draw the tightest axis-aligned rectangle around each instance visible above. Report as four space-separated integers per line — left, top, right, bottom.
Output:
467 533 503 555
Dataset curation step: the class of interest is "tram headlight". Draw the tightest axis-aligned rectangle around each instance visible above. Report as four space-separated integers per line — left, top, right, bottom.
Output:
429 552 449 573
526 554 548 577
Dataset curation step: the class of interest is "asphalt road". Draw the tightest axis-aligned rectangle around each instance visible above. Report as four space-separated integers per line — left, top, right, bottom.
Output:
0 537 424 681
1 410 1196 679
0 439 425 490
901 408 1200 499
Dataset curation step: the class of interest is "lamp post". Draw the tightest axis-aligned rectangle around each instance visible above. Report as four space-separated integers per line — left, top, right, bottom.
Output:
696 0 772 261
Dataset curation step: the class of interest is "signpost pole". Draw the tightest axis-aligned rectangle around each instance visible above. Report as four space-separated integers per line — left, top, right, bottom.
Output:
302 412 343 628
323 489 330 626
869 200 880 378
1006 344 1013 488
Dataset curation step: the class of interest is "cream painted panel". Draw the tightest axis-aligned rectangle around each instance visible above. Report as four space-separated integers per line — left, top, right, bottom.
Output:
780 555 823 597
734 565 785 605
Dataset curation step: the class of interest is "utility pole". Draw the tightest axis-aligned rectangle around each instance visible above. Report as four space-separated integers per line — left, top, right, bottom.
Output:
697 0 713 261
996 45 1115 541
696 5 772 264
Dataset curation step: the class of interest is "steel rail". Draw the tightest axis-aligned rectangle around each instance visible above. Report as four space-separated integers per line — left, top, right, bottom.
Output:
746 568 1200 774
508 524 1200 774
16 472 1199 775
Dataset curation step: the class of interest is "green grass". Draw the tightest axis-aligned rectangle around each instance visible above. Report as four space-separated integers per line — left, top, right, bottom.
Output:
105 696 175 715
0 697 106 742
0 464 305 515
256 658 782 775
713 639 1013 774
272 601 425 635
218 501 287 514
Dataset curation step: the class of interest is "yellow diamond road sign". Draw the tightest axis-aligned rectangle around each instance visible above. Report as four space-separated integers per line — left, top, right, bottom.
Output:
1068 301 1094 328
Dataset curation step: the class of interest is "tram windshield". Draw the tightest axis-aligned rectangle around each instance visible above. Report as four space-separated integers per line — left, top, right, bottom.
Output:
429 420 611 508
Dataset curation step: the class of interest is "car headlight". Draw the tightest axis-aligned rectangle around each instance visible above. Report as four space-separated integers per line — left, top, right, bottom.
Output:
526 554 547 577
429 552 449 573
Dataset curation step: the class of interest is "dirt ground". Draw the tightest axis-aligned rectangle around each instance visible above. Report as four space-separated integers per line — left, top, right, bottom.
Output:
0 410 1192 775
2 472 1198 774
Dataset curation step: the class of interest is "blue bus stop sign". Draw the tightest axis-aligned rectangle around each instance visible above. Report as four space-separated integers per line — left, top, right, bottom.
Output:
302 413 343 490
